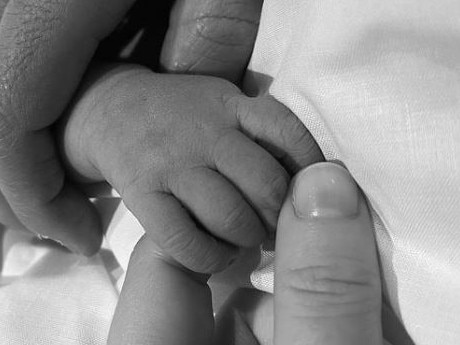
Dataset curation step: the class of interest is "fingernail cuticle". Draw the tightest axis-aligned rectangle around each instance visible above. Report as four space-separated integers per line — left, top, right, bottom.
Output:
291 163 360 219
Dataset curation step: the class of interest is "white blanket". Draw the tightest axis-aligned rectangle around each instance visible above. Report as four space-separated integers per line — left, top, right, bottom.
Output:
1 0 459 344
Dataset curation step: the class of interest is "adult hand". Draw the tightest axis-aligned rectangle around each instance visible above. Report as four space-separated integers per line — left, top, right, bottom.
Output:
161 0 263 83
0 0 262 255
107 162 388 345
0 0 137 255
273 162 384 344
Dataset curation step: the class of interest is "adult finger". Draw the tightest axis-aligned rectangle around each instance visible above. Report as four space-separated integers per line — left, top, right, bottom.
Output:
161 0 263 83
0 0 136 254
172 166 267 247
275 163 382 345
214 288 272 345
0 190 26 231
229 94 325 175
108 235 214 345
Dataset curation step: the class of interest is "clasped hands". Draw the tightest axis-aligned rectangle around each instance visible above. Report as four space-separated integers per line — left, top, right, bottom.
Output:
0 0 389 344
108 163 388 345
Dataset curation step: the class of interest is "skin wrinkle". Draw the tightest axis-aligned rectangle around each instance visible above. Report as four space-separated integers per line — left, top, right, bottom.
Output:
0 0 143 255
1 25 55 132
65 68 311 269
187 47 246 71
0 133 65 206
195 14 259 27
193 19 256 47
73 66 151 183
0 111 19 158
26 149 64 198
151 197 231 273
162 0 261 79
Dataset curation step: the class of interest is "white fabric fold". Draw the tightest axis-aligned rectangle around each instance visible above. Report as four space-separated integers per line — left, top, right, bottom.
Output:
247 1 460 344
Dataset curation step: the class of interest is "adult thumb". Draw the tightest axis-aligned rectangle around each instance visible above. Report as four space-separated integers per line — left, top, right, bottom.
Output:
274 162 383 345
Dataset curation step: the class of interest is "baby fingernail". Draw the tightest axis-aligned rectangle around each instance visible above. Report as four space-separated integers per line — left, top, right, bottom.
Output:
292 162 359 219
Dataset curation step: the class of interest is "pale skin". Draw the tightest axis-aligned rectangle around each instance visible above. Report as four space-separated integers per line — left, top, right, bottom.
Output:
108 163 391 345
0 0 391 341
60 64 323 272
58 62 389 343
0 0 264 256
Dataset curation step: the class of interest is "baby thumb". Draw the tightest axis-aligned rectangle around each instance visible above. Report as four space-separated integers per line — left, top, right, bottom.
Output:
274 162 383 345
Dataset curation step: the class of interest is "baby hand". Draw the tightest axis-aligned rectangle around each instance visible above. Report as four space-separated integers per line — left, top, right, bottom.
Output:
61 65 323 273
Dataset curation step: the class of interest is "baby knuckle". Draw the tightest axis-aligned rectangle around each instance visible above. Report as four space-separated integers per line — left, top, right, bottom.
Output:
284 123 321 160
260 172 288 207
278 111 308 145
221 93 241 117
212 129 237 164
222 202 249 233
280 261 380 317
119 167 163 200
191 249 224 273
161 230 222 273
160 228 196 258
130 235 162 266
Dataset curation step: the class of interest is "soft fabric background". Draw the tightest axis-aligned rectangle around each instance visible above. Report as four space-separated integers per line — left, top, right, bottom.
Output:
1 0 459 344
247 1 460 344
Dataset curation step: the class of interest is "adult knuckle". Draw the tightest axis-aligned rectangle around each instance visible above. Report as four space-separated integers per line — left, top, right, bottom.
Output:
7 162 64 208
30 156 64 204
280 260 380 317
192 16 233 47
192 9 259 47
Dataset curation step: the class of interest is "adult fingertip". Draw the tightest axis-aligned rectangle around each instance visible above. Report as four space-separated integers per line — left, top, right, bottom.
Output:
275 162 382 345
291 162 359 219
18 185 104 257
68 218 102 257
60 191 103 257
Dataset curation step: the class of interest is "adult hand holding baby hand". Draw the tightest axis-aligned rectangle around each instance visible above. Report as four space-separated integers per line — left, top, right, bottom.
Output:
108 163 387 345
0 0 141 255
273 162 384 345
61 66 322 273
0 0 262 255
